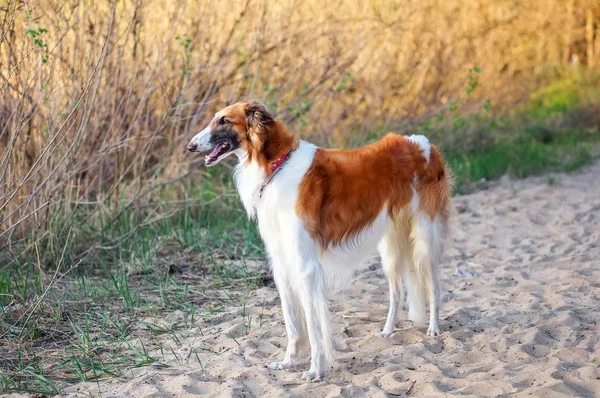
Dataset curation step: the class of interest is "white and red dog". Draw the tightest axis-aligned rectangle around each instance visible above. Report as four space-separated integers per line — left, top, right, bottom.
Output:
187 101 452 381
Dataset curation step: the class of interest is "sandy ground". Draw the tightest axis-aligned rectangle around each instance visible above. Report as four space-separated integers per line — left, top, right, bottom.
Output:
64 163 600 397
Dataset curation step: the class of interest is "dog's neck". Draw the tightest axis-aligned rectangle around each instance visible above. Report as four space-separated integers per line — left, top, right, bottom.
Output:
268 149 292 174
249 121 297 174
233 121 297 219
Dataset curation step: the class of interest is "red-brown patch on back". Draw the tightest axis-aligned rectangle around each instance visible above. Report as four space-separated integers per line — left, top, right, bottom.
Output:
296 134 451 248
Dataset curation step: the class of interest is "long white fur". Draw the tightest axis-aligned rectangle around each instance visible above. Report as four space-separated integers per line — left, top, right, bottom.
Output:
225 138 445 380
319 207 390 291
407 134 431 163
234 141 335 379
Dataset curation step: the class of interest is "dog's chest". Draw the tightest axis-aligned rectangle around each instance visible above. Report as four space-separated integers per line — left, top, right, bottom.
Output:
234 160 264 219
233 160 295 241
234 141 317 249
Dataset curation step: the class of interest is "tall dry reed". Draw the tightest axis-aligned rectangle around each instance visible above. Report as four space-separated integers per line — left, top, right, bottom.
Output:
1 0 599 249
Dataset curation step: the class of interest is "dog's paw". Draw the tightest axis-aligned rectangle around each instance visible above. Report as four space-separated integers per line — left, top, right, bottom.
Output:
426 324 442 336
376 330 394 338
267 360 295 370
300 368 324 382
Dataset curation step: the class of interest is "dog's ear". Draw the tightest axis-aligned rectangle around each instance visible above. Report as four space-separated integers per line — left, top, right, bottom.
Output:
245 100 274 130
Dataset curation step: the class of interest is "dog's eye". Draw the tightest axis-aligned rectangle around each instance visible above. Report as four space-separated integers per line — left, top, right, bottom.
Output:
218 116 227 125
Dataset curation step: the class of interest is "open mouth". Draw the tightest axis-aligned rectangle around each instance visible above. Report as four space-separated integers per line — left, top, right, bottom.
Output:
205 142 232 166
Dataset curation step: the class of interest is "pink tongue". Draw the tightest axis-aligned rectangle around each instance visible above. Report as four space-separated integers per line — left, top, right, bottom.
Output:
209 143 226 159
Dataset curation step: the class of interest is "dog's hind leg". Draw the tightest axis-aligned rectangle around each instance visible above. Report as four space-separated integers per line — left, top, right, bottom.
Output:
377 212 413 338
410 211 446 336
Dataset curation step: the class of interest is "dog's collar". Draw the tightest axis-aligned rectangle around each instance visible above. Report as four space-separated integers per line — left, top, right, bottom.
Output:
269 151 290 174
259 149 294 198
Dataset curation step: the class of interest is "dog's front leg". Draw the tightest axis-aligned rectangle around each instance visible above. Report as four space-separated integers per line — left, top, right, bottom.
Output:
293 245 334 381
268 267 308 370
265 223 334 380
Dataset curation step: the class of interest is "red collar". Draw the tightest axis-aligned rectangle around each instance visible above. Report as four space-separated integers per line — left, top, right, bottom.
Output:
269 150 291 175
259 149 293 198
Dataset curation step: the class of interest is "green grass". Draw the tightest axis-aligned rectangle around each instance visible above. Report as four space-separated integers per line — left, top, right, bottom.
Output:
1 72 600 395
0 175 263 395
413 71 600 193
0 252 263 395
448 128 599 193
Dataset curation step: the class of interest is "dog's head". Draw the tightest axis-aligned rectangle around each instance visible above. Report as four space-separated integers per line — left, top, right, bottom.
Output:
187 100 276 167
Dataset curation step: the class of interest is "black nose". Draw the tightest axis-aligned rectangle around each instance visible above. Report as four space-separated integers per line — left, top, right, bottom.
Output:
187 142 197 152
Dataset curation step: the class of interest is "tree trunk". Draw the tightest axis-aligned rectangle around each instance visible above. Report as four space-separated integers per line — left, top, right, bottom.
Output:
565 0 575 63
595 9 600 67
586 7 594 66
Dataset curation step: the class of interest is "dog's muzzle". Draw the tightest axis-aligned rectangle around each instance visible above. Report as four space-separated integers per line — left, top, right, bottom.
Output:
187 142 198 152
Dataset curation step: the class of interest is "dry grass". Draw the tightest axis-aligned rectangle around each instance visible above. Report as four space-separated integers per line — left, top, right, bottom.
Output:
2 0 600 239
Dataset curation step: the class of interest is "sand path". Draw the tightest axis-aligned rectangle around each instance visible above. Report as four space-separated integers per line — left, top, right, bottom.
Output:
65 163 600 397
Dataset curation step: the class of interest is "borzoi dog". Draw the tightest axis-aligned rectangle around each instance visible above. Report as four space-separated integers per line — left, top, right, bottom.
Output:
187 101 452 381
